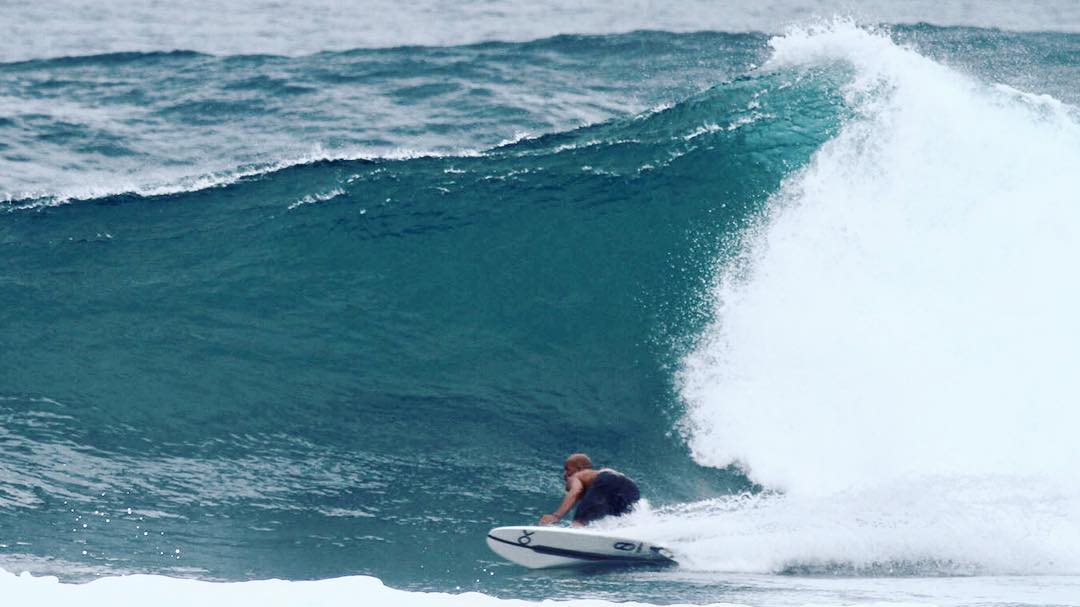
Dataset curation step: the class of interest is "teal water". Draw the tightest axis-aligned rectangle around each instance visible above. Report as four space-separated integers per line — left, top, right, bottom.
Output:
1 43 831 585
3 15 1080 606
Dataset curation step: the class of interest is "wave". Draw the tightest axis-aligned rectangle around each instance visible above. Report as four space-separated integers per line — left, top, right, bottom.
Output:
676 19 1080 575
2 55 830 212
6 19 1080 593
683 17 1080 494
8 24 1080 208
0 30 763 206
0 50 840 587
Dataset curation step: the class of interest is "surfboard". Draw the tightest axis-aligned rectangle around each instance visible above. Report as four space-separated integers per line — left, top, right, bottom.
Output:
485 525 676 569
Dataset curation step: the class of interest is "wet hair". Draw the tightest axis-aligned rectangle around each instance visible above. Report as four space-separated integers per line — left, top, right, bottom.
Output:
565 453 593 471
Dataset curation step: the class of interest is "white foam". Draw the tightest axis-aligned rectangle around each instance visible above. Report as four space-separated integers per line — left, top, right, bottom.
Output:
16 565 1079 607
0 568 753 607
287 188 346 210
675 19 1080 574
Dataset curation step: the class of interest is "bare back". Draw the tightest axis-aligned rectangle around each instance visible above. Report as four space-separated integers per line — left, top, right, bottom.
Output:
568 467 618 491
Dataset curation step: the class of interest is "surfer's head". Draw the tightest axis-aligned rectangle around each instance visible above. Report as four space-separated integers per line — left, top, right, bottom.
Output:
563 453 592 481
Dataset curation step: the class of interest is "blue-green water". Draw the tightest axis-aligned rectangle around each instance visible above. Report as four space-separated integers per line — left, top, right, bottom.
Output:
3 7 1080 606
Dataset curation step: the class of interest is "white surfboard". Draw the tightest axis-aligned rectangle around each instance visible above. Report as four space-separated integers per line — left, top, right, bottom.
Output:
486 525 676 569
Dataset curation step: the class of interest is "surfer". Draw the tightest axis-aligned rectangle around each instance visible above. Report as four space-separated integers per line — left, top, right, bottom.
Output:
538 453 640 527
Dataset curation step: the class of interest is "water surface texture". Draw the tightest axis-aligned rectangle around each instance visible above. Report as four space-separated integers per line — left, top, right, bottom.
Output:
2 3 1079 606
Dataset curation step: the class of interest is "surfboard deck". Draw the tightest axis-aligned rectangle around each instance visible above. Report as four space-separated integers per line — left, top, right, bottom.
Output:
486 525 676 569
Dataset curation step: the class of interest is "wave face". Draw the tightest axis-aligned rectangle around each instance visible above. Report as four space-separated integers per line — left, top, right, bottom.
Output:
3 18 1080 606
0 29 834 594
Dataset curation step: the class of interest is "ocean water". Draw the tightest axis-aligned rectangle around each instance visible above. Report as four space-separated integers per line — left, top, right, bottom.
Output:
2 3 1080 606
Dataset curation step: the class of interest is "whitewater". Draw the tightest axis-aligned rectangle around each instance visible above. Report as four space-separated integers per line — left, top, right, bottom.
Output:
674 20 1080 576
3 7 1080 607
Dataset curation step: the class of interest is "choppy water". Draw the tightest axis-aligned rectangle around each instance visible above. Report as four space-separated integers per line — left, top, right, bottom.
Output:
3 3 1080 606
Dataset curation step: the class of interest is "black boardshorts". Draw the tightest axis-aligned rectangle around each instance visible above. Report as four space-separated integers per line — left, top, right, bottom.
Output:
572 471 640 525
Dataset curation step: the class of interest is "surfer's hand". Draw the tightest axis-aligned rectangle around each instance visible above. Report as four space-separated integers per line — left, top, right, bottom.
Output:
539 514 560 525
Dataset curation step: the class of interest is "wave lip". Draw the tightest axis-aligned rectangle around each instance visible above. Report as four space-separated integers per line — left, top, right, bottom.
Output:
1 145 483 211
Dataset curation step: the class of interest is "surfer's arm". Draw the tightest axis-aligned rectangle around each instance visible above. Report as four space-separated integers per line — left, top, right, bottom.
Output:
539 476 585 525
